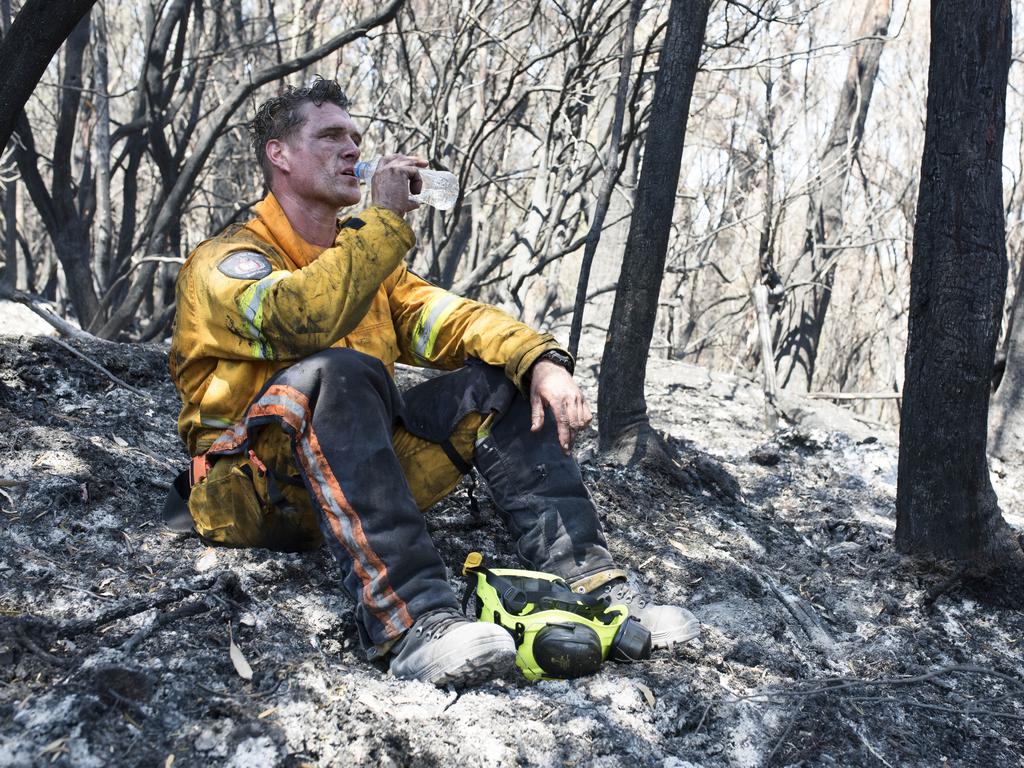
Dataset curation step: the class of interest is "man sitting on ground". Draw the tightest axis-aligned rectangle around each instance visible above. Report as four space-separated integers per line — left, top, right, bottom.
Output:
169 77 698 687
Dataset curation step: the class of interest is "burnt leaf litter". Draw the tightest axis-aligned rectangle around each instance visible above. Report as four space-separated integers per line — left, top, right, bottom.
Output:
1 334 1022 767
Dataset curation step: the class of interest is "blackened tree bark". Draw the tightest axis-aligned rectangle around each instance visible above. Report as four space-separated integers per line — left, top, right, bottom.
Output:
91 4 114 290
0 182 14 291
14 15 101 327
597 0 711 455
568 0 643 357
895 0 1020 562
0 0 97 151
773 0 892 391
989 272 1024 465
0 0 14 293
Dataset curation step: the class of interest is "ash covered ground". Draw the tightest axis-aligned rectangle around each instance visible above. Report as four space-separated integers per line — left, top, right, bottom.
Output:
0 329 1022 767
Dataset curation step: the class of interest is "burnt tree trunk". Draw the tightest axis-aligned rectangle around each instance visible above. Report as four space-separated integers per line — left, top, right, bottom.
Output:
0 0 13 293
0 0 97 151
50 14 99 326
0 181 14 291
989 275 1024 464
895 0 1018 562
91 5 114 290
13 14 100 327
597 0 711 454
568 0 642 357
773 0 892 391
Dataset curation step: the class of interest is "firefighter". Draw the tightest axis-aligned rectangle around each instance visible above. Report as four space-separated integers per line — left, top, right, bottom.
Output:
168 77 698 687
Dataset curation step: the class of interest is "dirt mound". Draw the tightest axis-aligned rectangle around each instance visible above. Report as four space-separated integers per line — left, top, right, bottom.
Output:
1 336 1022 767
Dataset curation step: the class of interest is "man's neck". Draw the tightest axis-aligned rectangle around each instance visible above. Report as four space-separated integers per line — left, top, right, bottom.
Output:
271 188 337 249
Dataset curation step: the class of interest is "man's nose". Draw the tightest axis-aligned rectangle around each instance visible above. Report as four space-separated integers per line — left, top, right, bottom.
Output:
341 138 359 159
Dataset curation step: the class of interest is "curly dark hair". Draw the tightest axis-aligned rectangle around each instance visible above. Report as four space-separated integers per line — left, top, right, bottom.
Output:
248 76 351 186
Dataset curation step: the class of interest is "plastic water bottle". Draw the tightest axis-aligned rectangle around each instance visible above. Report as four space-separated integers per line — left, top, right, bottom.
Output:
354 155 459 211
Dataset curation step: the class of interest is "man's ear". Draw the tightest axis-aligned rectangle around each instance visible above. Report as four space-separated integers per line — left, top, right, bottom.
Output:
265 139 289 175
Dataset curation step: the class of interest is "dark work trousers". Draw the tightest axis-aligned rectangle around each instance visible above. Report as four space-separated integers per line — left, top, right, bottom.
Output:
204 348 617 655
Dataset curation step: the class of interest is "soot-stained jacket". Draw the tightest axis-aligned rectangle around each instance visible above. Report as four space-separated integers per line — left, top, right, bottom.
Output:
169 193 564 455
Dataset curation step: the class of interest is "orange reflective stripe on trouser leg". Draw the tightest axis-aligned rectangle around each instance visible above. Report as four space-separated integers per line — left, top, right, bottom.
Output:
247 383 414 637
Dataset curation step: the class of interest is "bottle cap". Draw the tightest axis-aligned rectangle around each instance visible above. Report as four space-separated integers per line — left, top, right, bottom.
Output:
354 160 372 180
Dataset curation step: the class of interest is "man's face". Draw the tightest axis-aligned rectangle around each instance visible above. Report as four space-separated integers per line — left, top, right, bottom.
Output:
269 102 362 209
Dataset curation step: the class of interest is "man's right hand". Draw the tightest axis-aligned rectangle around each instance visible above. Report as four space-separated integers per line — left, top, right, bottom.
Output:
371 154 428 216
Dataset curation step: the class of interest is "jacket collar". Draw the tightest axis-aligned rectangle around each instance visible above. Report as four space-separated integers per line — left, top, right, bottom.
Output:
247 192 325 269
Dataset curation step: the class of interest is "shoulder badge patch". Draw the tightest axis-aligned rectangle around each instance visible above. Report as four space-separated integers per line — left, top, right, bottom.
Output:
217 251 273 280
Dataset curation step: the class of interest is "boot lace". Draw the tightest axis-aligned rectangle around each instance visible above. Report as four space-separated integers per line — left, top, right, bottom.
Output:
597 579 648 609
412 608 468 641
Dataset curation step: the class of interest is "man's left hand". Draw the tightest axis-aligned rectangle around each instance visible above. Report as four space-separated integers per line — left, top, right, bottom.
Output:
529 360 592 453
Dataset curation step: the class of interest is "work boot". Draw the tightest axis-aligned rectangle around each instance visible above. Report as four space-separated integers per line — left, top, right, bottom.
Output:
590 578 699 650
389 608 516 687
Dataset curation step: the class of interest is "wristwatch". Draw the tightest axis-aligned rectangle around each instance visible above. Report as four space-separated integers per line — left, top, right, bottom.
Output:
532 349 575 375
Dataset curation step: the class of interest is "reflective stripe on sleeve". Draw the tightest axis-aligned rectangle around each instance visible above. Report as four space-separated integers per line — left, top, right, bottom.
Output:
411 293 463 363
237 270 290 359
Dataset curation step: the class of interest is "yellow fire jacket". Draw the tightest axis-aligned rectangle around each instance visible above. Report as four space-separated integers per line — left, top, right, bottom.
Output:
170 193 564 455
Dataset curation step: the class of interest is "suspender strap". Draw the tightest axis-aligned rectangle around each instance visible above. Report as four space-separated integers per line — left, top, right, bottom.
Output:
438 439 482 518
439 438 473 475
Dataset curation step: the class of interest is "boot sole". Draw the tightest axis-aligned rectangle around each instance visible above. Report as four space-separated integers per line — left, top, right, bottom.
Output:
397 637 517 688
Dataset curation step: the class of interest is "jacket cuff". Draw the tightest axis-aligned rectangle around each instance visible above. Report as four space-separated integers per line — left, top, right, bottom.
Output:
508 335 573 392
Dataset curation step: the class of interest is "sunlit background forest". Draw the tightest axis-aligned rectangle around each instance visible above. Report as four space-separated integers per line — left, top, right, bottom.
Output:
2 0 1022 427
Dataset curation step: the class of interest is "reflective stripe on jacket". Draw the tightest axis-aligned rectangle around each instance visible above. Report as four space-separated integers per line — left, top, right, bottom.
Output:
170 193 564 454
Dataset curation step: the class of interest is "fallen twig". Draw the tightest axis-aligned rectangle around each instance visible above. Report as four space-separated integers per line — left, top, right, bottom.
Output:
0 285 95 341
847 694 1024 721
48 337 154 402
758 572 835 651
766 699 806 766
854 726 895 767
692 664 1024 737
13 623 71 668
5 574 245 668
60 583 117 602
804 392 902 401
120 571 244 654
56 574 220 639
121 599 215 654
752 664 1024 700
196 682 240 698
